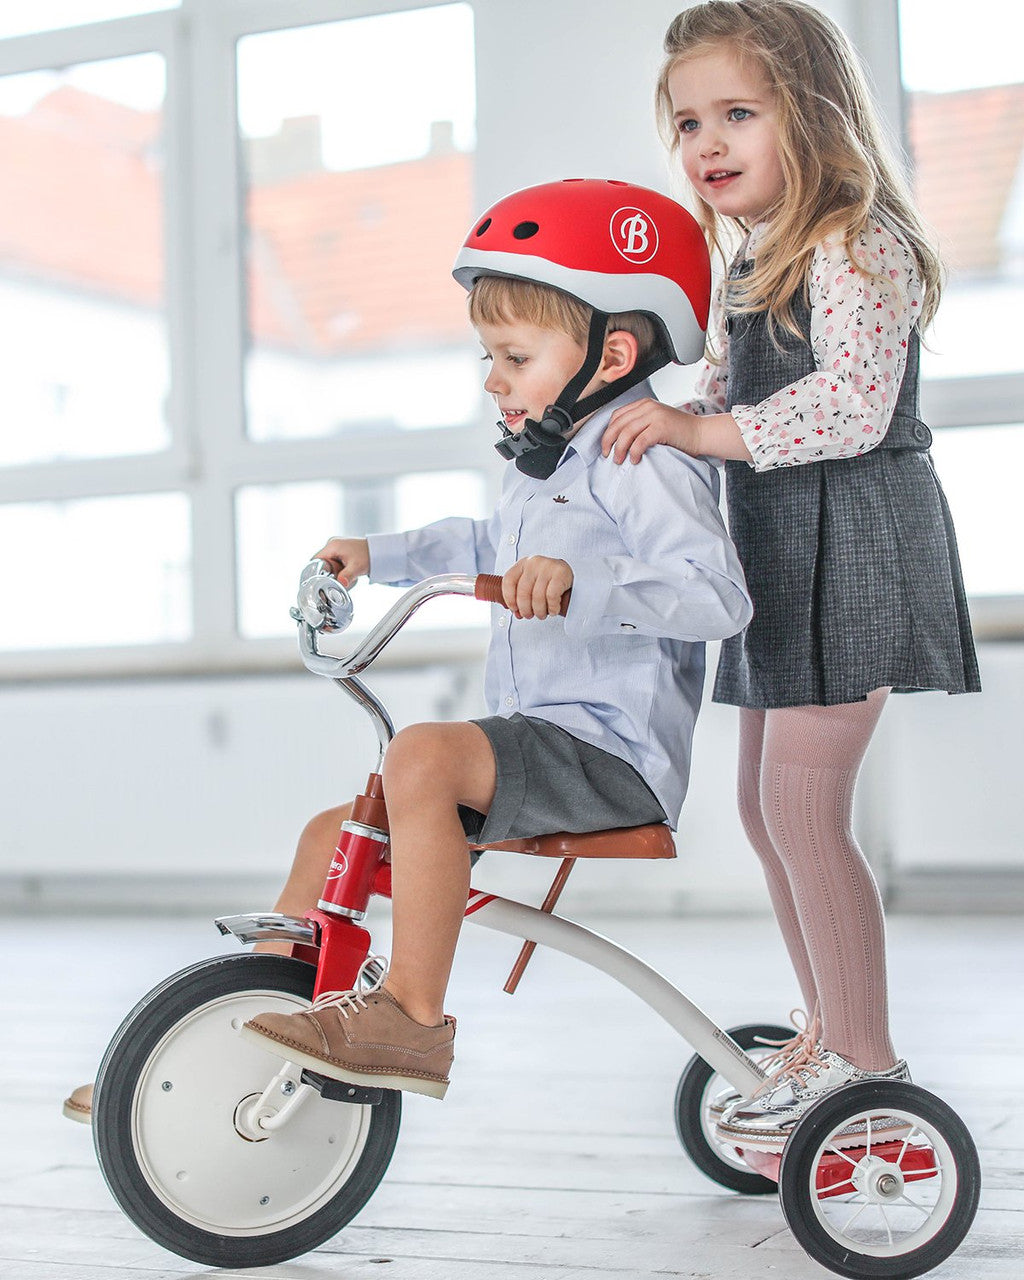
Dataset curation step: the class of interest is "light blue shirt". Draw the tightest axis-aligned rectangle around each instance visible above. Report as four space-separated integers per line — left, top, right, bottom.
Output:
368 381 752 827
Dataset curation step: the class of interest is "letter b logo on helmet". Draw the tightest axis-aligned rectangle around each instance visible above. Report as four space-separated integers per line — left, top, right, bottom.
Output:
611 207 659 263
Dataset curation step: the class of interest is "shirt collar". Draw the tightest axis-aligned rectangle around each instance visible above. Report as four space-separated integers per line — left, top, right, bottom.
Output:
560 379 655 469
746 221 769 256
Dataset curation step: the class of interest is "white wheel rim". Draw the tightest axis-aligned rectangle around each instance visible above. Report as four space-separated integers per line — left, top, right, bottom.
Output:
805 1107 959 1258
131 987 374 1235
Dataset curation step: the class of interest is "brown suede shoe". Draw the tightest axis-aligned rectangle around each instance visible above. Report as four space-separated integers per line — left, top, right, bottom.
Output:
62 1082 93 1125
240 985 455 1099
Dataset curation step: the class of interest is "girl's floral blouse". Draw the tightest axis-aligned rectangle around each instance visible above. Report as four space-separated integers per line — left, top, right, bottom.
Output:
681 221 925 472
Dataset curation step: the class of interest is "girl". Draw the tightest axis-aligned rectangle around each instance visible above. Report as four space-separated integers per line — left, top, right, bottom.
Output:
601 0 980 1150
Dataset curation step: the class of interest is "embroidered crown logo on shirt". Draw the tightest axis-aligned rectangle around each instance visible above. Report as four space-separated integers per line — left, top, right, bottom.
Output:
553 495 568 504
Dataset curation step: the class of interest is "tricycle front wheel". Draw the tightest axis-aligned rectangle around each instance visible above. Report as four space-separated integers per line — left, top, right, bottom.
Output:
778 1080 980 1278
93 952 401 1268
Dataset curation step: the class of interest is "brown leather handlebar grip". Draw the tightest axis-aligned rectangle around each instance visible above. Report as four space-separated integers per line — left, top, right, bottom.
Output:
474 574 572 616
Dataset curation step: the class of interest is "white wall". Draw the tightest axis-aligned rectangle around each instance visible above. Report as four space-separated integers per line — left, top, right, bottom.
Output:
1 641 1019 916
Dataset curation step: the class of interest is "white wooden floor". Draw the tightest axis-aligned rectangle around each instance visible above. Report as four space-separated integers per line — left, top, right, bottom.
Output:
2 908 1021 1279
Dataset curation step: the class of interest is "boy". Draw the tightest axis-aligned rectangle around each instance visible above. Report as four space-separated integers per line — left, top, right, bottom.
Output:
239 179 752 1099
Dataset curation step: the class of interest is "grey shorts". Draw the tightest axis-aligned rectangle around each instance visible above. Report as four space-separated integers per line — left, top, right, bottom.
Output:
459 713 666 845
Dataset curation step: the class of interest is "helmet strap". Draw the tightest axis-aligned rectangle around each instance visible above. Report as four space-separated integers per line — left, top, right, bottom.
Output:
493 310 671 480
567 345 671 424
494 308 609 478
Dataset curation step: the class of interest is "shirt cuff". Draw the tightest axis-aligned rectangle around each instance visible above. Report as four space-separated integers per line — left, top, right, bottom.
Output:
366 532 409 585
731 402 774 470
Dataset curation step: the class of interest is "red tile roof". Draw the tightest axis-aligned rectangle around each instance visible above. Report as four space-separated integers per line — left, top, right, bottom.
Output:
908 83 1024 275
246 151 472 352
1 82 1021 349
0 85 473 352
0 85 163 307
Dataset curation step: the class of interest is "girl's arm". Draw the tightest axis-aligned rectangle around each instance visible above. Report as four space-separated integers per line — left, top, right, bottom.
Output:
600 400 752 465
603 225 922 470
730 225 923 471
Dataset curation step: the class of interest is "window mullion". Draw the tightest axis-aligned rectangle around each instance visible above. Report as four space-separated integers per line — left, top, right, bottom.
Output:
180 5 247 650
229 427 496 488
0 12 175 75
212 0 452 42
921 373 1024 430
0 455 188 505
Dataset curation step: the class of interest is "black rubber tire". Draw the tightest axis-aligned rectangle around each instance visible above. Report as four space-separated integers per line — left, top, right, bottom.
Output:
778 1080 980 1279
93 953 402 1268
674 1022 795 1194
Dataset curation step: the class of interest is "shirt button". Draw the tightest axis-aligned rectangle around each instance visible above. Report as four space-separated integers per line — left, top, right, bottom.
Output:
507 534 515 545
504 695 514 707
498 616 507 628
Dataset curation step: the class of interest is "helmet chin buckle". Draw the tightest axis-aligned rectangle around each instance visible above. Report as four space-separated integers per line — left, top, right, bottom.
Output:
494 404 574 479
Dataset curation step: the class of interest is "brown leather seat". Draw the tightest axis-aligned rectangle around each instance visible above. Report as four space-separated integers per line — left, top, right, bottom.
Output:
476 822 675 860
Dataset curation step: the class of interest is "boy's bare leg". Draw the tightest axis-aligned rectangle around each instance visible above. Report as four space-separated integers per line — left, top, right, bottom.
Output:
252 802 352 955
381 721 496 1026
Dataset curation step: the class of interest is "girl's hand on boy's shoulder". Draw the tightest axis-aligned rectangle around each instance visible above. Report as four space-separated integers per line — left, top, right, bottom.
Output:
601 399 702 464
502 556 573 620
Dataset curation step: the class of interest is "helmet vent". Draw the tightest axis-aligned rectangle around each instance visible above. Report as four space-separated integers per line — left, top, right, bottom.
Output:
475 218 492 236
512 221 539 240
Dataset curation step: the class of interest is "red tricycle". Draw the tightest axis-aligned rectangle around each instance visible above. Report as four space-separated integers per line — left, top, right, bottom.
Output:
91 561 980 1278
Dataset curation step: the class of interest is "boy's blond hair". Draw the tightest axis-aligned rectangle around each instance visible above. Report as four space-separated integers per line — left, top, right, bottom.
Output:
656 0 943 338
468 275 659 359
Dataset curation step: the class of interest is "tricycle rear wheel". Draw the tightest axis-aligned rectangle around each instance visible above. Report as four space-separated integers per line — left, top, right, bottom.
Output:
674 1021 795 1194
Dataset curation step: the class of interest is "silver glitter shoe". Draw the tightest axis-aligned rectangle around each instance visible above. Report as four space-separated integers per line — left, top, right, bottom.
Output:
715 1043 912 1152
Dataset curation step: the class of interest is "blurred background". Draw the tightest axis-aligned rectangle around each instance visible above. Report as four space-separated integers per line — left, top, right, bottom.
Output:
0 0 1020 919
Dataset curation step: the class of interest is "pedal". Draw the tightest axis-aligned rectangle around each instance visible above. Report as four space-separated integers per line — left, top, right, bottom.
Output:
299 1069 390 1105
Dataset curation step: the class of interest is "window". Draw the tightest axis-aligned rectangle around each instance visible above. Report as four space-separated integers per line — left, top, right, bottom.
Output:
236 470 488 639
0 493 190 649
899 0 1024 613
901 0 1024 381
237 6 477 445
0 2 483 673
0 54 169 466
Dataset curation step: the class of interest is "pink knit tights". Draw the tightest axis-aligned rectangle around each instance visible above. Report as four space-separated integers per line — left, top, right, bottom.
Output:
737 689 897 1071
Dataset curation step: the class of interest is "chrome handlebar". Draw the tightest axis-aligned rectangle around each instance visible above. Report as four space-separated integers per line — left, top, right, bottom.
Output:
292 562 480 680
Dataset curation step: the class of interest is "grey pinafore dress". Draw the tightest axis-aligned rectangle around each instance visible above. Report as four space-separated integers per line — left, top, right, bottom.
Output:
714 258 981 709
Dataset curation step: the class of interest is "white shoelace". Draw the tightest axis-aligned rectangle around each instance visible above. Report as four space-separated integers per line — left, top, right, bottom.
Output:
307 955 389 1020
752 1006 825 1096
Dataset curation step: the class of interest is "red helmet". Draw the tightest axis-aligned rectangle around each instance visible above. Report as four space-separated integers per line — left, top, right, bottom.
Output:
452 178 709 364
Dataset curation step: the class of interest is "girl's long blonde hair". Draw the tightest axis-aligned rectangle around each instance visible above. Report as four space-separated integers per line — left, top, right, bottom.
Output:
656 0 943 337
